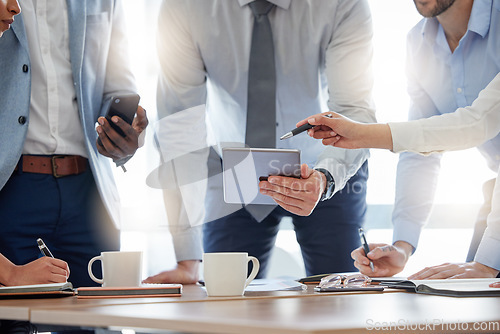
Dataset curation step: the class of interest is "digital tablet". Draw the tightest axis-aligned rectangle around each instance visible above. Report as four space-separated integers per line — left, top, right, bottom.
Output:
222 147 301 205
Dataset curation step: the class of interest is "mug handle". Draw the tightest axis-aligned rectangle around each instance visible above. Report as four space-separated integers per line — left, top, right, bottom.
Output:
87 255 104 285
244 256 260 289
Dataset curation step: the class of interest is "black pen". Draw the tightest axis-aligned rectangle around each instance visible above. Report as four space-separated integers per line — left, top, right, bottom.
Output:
37 238 54 258
358 228 374 272
280 114 333 140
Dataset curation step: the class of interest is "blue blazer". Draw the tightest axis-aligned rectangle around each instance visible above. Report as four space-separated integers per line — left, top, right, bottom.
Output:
0 0 137 227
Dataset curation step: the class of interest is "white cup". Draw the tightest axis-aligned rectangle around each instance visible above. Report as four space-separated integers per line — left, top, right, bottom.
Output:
203 252 260 296
87 251 143 287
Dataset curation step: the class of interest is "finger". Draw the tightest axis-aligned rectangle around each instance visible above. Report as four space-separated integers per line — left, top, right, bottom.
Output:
351 247 371 266
267 176 312 193
108 116 137 145
97 118 127 158
408 264 452 280
322 136 342 147
262 187 305 209
272 197 308 216
301 163 314 179
367 244 398 260
309 129 338 139
353 260 373 276
133 106 148 132
489 282 500 288
260 182 307 201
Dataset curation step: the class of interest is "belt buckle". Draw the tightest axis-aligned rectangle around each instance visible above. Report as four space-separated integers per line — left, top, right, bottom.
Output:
51 155 66 178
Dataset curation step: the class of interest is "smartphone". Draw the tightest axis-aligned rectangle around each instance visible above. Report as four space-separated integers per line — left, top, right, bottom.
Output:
98 93 140 145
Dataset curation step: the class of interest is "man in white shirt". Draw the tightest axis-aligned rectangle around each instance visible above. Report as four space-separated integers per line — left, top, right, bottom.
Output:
145 0 376 283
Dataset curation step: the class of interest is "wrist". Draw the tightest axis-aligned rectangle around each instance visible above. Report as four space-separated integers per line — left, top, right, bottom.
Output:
178 260 200 275
393 240 414 260
0 256 16 286
473 262 500 277
314 168 335 201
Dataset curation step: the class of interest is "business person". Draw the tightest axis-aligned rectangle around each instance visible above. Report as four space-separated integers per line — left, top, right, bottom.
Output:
299 71 500 279
0 0 71 288
0 0 148 288
301 0 500 280
147 0 376 282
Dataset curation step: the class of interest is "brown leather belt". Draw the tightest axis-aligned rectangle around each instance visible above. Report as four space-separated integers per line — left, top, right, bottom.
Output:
14 155 88 178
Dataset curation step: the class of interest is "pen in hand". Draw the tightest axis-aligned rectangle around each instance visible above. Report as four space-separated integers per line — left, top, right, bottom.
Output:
37 238 54 258
358 228 374 272
280 114 334 140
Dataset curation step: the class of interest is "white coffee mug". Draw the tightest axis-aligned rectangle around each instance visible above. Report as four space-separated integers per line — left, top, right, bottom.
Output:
203 252 260 296
88 251 143 287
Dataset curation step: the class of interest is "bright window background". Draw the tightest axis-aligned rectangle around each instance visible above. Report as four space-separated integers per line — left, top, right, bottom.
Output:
116 0 496 279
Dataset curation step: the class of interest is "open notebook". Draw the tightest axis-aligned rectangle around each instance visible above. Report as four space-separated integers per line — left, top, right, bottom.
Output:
0 282 75 298
376 278 500 297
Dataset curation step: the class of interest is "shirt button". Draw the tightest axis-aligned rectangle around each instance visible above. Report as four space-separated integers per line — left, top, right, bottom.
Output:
18 116 26 124
457 87 463 93
22 64 28 73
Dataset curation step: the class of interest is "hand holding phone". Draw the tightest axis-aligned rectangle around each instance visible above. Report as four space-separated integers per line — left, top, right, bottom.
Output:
97 93 140 146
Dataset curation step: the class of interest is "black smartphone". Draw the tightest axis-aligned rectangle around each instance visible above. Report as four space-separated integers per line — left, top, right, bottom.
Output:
98 93 140 145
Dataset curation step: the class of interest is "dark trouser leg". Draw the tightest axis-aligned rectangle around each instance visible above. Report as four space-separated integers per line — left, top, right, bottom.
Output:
293 161 368 275
0 165 119 288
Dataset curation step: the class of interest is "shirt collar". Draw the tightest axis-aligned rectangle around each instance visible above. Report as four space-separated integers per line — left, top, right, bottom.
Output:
467 0 492 38
421 0 492 41
238 0 290 10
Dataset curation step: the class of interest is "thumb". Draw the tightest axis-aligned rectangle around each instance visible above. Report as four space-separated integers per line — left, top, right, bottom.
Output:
301 163 313 179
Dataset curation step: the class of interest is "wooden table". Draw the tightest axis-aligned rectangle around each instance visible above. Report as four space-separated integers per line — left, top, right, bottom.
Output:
2 285 500 333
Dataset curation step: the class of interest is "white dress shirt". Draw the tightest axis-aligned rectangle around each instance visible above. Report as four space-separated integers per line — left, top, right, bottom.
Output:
156 0 376 261
389 72 500 270
20 0 87 158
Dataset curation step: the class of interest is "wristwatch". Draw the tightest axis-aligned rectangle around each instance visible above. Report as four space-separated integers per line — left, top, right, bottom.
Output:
315 168 335 201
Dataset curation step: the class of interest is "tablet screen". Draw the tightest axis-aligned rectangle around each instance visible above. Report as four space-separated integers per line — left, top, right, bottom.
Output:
222 147 301 205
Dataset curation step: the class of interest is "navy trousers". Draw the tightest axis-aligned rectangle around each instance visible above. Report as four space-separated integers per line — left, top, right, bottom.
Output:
0 160 120 287
203 161 368 278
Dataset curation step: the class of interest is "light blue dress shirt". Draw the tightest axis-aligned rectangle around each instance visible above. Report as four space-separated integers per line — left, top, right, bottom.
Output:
156 0 376 261
393 0 500 267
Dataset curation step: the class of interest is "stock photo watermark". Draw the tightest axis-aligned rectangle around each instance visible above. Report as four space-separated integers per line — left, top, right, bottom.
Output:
365 318 500 332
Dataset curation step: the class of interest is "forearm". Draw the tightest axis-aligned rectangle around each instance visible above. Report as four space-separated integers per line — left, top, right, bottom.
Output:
0 254 15 285
357 123 393 150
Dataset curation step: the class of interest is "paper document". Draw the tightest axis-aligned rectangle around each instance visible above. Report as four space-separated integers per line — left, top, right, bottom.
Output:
246 279 306 292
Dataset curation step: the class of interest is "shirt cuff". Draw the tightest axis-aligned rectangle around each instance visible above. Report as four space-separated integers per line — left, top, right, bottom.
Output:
388 122 424 154
171 225 203 262
392 220 422 251
474 233 500 271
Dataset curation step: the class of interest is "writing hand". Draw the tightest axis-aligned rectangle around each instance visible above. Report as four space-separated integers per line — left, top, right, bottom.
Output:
351 241 412 277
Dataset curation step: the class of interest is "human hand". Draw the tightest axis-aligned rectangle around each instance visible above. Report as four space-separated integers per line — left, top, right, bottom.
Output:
490 281 500 288
96 106 148 160
259 163 325 216
142 260 200 284
7 257 70 286
351 241 412 277
296 112 393 150
408 261 499 280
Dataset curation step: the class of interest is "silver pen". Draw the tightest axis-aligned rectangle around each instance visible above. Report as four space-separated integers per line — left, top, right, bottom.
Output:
37 238 54 258
358 228 374 272
280 114 333 140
